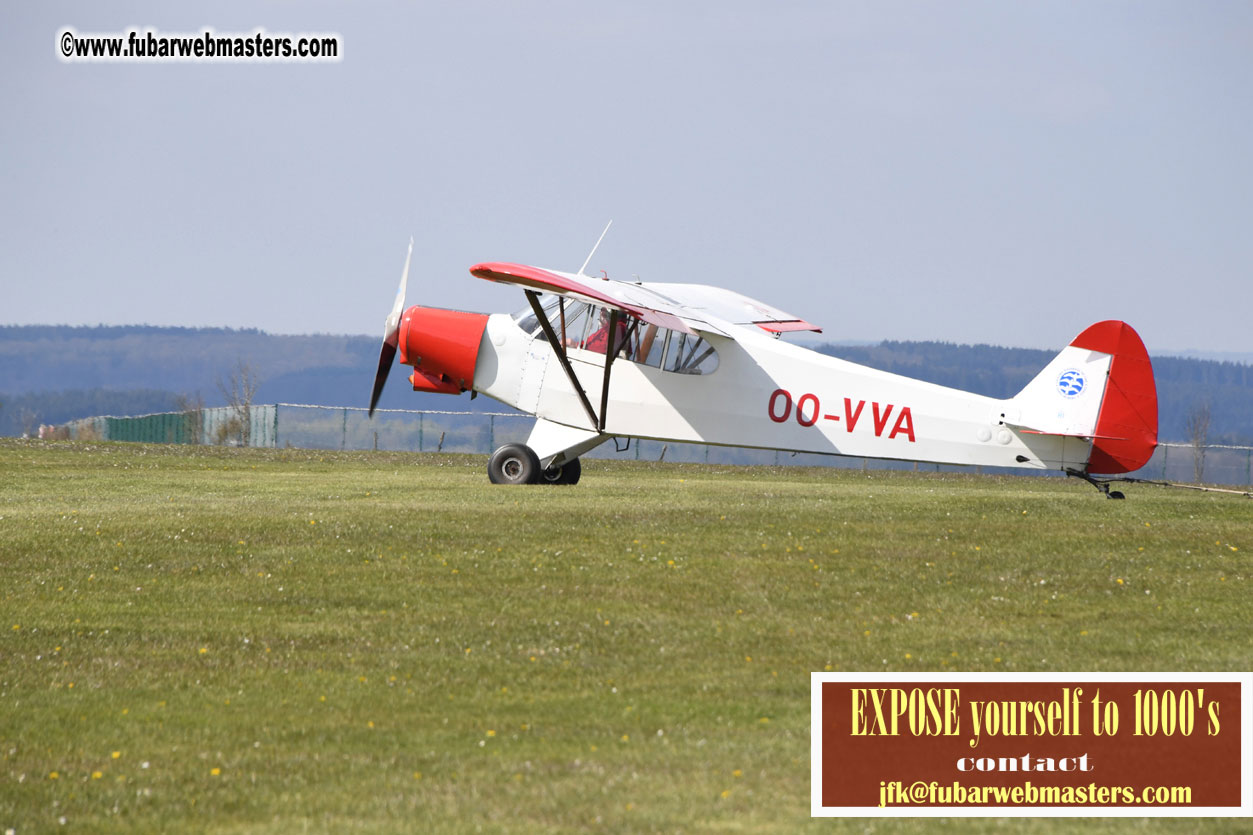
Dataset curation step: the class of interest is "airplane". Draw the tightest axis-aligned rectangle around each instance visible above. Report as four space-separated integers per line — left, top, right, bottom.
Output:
368 237 1157 498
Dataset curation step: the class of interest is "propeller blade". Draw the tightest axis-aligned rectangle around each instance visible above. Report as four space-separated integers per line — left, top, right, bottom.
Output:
368 340 397 416
368 238 414 417
385 237 414 345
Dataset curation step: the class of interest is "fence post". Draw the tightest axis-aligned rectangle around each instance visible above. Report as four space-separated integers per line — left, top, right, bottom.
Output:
1162 445 1168 480
489 415 495 452
341 408 348 450
273 405 279 449
419 414 424 452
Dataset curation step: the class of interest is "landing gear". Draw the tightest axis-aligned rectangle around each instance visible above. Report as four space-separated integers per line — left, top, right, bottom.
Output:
487 443 581 485
539 457 581 485
1066 469 1126 499
488 443 541 485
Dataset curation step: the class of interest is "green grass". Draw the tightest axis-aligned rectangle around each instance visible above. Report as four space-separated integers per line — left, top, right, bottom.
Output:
1 439 1249 833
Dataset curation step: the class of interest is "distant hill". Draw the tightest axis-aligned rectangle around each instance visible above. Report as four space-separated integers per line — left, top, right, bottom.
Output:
1 325 1250 443
0 325 505 435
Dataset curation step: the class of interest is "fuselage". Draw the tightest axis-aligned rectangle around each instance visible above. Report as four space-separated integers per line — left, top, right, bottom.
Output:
471 310 1092 472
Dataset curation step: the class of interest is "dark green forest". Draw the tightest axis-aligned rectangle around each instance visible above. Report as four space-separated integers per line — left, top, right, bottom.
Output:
1 325 1249 443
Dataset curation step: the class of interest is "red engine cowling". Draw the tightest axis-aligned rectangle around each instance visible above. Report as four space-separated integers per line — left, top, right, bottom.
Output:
398 306 489 394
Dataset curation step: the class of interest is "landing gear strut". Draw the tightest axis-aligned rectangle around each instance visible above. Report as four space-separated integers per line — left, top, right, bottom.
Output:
487 443 581 485
1066 469 1125 500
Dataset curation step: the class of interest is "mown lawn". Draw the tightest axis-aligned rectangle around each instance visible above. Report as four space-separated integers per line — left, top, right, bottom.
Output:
1 439 1248 833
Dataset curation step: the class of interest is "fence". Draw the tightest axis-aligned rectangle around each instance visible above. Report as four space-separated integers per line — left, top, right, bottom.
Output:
63 405 277 447
57 404 1253 487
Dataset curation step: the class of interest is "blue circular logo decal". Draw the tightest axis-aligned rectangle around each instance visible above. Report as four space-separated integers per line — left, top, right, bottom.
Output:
1057 369 1086 398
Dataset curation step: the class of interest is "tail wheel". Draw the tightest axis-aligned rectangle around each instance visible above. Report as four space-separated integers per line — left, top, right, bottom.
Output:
488 443 541 485
539 457 581 485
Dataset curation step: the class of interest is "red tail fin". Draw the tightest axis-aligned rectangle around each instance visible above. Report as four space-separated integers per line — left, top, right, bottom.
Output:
1071 321 1158 474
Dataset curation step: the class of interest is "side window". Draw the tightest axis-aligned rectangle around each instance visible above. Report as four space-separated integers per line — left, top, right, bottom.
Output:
511 296 597 347
663 332 719 375
517 301 719 375
634 324 666 367
560 301 593 347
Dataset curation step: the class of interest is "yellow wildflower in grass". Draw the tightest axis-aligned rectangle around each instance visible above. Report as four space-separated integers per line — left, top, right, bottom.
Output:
92 771 102 779
210 767 221 776
48 771 59 780
732 769 743 778
111 751 121 759
199 647 208 655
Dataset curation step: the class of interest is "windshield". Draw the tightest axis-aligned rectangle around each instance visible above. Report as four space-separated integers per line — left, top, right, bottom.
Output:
512 294 562 336
514 297 718 374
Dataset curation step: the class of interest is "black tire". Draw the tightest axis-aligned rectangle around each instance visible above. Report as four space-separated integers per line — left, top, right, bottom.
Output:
487 443 541 485
539 457 581 485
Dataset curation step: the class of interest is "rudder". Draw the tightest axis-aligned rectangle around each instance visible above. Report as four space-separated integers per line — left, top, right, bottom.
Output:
1072 321 1158 474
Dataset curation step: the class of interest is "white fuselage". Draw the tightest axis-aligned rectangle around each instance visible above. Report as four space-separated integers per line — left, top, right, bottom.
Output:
471 313 1093 471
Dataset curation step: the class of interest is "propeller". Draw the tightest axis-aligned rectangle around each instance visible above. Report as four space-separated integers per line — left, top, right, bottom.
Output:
368 238 414 416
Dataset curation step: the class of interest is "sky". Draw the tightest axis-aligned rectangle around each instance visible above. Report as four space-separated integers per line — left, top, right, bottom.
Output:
3 1 1251 355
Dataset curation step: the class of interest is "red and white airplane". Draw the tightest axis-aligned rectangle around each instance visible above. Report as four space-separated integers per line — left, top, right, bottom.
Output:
369 239 1157 497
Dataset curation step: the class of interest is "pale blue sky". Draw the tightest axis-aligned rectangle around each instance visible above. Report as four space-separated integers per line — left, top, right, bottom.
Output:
3 2 1251 354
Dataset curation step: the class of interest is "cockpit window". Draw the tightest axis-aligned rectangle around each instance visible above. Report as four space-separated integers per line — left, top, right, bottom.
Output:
662 331 719 374
512 294 562 337
515 297 717 374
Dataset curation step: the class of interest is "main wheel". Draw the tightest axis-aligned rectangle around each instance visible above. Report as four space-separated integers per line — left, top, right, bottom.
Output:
487 443 541 485
539 457 581 485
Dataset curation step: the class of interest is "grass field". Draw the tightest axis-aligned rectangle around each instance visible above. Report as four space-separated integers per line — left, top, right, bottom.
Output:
1 439 1249 833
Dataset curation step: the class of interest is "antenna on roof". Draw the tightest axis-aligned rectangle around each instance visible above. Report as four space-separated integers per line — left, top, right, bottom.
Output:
577 220 613 277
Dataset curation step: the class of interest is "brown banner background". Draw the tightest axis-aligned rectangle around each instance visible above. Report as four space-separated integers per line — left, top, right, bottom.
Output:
820 680 1243 808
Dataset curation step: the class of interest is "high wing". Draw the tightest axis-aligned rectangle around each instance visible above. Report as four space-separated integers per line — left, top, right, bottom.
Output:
469 262 821 337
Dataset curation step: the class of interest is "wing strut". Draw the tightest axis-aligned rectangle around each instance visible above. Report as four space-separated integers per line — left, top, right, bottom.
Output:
597 309 621 432
525 290 600 430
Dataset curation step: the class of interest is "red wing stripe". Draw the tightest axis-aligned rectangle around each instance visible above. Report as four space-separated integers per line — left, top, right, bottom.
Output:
470 261 695 334
470 261 644 313
757 319 822 334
